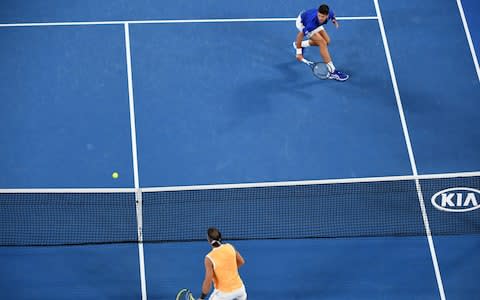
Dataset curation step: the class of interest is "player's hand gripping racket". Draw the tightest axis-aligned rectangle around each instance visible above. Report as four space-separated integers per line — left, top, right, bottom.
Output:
301 58 330 80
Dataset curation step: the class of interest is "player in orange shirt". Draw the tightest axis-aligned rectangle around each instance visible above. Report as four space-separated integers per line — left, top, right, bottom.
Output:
198 228 247 300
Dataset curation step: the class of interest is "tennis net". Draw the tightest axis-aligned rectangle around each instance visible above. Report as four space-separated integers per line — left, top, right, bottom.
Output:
1 172 479 246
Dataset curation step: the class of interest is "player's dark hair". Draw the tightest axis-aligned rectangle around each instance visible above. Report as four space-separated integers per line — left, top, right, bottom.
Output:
207 227 222 247
318 4 330 15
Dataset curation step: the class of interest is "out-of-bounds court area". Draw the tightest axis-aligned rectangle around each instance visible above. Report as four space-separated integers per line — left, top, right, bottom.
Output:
0 0 479 299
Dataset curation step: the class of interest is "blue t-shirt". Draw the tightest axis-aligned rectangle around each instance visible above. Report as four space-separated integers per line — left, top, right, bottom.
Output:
300 8 335 36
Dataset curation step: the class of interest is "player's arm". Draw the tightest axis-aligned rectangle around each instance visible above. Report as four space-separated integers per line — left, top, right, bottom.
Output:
199 257 214 300
332 18 339 28
295 31 305 61
330 10 339 28
236 250 245 268
295 31 305 49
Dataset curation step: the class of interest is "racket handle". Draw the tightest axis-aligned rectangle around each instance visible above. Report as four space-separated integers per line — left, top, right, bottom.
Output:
301 58 313 66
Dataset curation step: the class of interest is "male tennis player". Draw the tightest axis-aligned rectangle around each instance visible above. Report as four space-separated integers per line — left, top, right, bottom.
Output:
293 4 349 81
198 228 247 300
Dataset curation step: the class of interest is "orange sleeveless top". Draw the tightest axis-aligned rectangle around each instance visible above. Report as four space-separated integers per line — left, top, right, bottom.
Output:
206 244 243 292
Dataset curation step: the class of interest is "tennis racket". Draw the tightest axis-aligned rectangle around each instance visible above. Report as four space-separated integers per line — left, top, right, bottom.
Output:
301 58 330 80
175 288 195 300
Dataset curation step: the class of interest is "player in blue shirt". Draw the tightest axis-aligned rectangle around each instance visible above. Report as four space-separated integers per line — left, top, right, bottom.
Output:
293 4 349 81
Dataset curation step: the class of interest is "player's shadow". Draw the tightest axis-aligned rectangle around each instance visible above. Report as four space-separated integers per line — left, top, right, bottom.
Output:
222 58 321 131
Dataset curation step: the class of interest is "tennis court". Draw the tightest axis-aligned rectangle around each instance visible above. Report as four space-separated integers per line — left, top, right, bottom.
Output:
0 0 479 299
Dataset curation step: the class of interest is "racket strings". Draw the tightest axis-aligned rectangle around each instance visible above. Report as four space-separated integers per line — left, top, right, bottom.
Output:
313 63 330 79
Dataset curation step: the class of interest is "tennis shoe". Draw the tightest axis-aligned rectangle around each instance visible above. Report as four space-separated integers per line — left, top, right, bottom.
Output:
328 70 349 81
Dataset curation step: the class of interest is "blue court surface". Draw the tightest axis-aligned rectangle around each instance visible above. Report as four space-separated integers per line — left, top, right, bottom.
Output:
1 0 479 299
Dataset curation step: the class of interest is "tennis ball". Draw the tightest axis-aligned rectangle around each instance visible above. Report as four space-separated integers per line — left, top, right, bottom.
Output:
112 172 119 179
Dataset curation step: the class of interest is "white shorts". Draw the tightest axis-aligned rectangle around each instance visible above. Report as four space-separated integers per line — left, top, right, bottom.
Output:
208 285 247 300
296 13 324 38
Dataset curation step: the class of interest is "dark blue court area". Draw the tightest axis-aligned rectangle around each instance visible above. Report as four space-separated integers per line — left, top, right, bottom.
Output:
1 0 479 299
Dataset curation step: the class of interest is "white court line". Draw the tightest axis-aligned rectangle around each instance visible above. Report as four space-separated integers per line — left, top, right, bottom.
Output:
456 0 480 82
141 171 480 192
3 170 478 193
373 1 446 300
124 23 148 300
0 16 377 28
125 23 140 191
0 188 136 193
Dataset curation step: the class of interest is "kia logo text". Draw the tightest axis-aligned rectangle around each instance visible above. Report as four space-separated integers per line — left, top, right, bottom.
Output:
431 187 480 212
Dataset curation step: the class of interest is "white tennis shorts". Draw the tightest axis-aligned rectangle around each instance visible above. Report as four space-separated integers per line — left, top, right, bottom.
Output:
208 285 247 300
296 13 325 38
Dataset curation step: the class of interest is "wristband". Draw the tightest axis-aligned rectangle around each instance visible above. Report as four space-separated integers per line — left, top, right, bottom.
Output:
296 48 302 55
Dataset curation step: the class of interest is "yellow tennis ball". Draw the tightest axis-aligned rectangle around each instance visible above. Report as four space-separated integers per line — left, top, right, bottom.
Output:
112 172 119 179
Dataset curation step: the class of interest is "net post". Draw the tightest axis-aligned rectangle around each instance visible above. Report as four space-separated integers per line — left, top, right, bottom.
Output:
135 188 144 242
135 188 147 300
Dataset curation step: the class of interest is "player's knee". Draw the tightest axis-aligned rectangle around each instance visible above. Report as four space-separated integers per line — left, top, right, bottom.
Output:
318 32 330 45
313 37 326 47
311 33 325 45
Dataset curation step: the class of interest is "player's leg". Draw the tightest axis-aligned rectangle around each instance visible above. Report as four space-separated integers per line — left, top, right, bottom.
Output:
318 29 331 45
310 31 349 81
309 32 332 65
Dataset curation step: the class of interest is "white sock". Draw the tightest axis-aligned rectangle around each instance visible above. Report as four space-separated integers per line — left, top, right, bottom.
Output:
301 40 311 48
327 61 335 72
